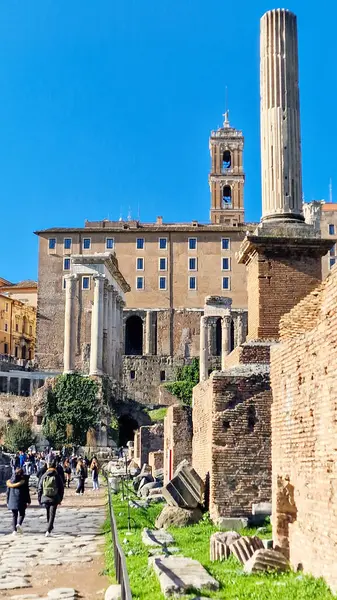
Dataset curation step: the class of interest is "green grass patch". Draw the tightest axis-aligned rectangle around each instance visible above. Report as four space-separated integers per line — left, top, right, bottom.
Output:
147 407 168 422
104 490 334 600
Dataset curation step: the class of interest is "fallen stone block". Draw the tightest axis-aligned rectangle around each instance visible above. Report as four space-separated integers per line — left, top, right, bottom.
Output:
162 480 198 509
148 487 163 497
149 556 219 597
155 506 203 529
138 481 162 498
47 589 77 599
148 494 165 504
210 531 241 561
230 536 265 564
142 528 175 547
244 549 290 574
129 499 149 509
174 461 204 503
252 502 272 516
105 584 122 600
217 517 249 531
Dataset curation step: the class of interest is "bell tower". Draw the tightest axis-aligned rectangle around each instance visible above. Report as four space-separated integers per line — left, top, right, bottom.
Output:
209 111 245 224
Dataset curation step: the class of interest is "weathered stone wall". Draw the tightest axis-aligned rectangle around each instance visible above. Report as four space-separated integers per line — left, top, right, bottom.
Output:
0 395 33 423
139 423 164 467
271 268 337 593
193 368 271 520
148 450 164 473
164 405 193 484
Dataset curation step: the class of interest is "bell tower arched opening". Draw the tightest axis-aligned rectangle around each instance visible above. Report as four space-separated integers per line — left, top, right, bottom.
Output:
222 186 232 207
125 315 143 355
222 150 231 169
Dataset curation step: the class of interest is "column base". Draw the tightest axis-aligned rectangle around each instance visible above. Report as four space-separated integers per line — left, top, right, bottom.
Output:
89 369 104 376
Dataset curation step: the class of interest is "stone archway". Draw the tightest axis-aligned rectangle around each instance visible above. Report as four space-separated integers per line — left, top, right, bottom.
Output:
118 415 139 446
125 315 143 355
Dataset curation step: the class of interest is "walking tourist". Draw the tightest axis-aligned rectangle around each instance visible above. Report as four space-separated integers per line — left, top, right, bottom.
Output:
6 467 31 535
71 455 77 476
63 458 71 488
38 459 64 537
90 458 99 491
75 458 86 495
19 450 27 468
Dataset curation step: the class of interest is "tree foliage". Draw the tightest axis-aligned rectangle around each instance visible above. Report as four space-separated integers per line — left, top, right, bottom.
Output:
43 373 99 448
165 358 199 406
4 421 36 452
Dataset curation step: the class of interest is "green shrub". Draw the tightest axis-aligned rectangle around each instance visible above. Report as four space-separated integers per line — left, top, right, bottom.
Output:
4 421 36 452
165 358 199 405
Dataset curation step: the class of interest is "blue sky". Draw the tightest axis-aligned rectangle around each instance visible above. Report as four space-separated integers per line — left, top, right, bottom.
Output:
1 0 336 281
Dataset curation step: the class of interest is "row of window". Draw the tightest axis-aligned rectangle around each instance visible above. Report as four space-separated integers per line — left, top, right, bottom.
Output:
1 322 33 335
62 255 232 272
63 274 231 291
49 237 231 252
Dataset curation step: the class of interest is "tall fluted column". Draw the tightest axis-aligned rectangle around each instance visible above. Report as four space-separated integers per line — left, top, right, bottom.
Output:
221 315 231 370
102 284 108 374
260 9 303 221
90 274 105 375
110 290 118 377
199 316 209 382
145 310 152 355
63 274 78 373
106 286 113 376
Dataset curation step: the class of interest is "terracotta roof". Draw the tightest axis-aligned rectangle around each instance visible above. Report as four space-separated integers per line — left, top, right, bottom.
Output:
10 280 37 289
322 203 337 211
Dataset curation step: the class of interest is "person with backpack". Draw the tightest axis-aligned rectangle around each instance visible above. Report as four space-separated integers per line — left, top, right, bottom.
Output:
6 467 31 535
75 459 87 495
38 459 64 537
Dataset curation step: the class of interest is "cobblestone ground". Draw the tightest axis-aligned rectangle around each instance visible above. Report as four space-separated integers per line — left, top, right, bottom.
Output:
0 480 108 600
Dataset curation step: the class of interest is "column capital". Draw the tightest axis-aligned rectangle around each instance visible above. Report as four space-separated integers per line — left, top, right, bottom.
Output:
201 315 210 326
93 273 106 282
117 297 126 308
64 273 78 282
222 315 232 326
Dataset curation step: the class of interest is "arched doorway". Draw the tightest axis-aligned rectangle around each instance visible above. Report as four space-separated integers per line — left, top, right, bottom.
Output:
125 315 143 355
215 318 222 356
118 415 139 447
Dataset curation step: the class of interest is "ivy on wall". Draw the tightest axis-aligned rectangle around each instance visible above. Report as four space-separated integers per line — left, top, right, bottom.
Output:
164 358 199 406
43 373 99 448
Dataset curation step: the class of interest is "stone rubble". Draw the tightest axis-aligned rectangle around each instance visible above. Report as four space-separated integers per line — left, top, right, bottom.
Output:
230 535 265 564
210 531 241 561
142 528 174 547
244 549 290 574
149 555 219 597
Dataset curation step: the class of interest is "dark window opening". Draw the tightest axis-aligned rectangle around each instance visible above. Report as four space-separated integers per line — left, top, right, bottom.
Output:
21 346 26 360
130 370 136 380
230 319 235 352
223 420 231 431
160 370 166 382
15 346 18 358
36 415 43 425
222 186 232 207
4 343 8 354
222 150 231 169
125 315 143 355
247 405 257 432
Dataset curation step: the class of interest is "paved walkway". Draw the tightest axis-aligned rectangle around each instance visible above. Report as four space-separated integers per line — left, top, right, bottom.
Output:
0 482 108 600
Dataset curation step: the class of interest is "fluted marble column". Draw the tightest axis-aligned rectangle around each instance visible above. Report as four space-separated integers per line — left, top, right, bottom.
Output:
260 9 303 221
63 274 78 373
110 289 118 377
199 316 209 382
237 313 245 346
90 274 105 375
221 315 231 370
102 284 109 374
145 310 152 355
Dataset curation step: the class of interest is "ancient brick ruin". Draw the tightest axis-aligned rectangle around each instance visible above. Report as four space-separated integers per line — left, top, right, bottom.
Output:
271 267 337 592
163 405 192 484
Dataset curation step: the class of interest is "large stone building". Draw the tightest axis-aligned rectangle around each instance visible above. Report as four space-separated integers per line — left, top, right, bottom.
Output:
0 284 36 362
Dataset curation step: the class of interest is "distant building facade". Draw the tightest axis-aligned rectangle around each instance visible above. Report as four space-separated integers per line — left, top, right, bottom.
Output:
0 290 36 362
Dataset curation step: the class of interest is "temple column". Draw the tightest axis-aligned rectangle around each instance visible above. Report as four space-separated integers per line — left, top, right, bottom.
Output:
237 313 245 347
63 274 78 374
102 284 108 374
106 286 113 376
145 310 152 355
90 274 105 376
110 289 118 378
221 315 231 370
18 378 22 396
199 316 209 382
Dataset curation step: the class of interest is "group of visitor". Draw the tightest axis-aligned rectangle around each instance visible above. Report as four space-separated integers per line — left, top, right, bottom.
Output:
6 449 100 536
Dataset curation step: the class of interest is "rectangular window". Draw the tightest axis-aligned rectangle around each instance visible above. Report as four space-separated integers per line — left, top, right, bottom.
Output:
63 258 71 271
4 342 8 354
64 238 72 250
189 257 197 271
5 303 8 312
330 258 336 269
222 276 231 290
188 237 197 250
189 276 197 290
83 238 91 250
330 245 336 257
48 238 56 250
222 257 230 271
136 238 144 250
329 224 335 235
159 237 167 250
82 276 90 290
222 238 230 250
159 276 167 290
136 276 144 290
159 257 167 271
136 257 144 270
106 238 114 250
4 323 8 332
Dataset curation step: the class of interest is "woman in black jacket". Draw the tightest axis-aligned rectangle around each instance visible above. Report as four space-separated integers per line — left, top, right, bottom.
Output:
6 468 31 535
38 460 64 537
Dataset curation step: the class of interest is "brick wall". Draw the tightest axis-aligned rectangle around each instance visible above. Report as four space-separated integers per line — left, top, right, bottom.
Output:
193 368 271 520
148 450 164 473
138 423 164 467
247 248 323 340
164 405 193 484
271 266 337 593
